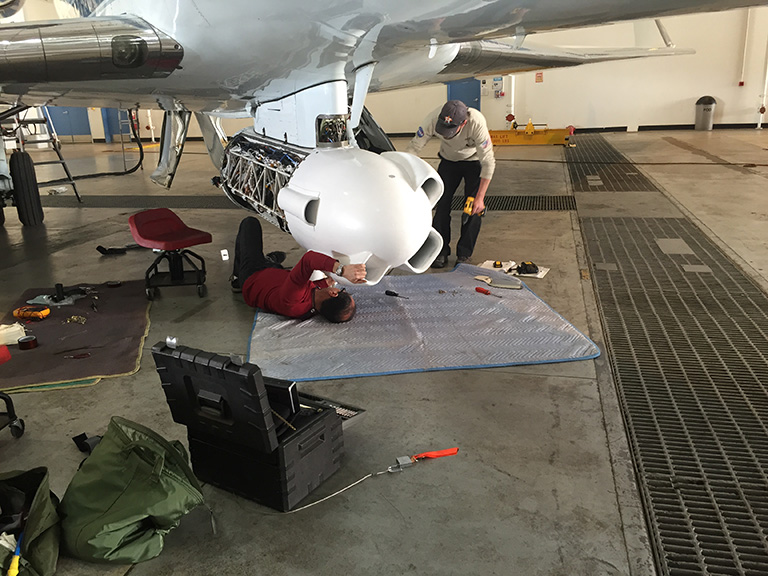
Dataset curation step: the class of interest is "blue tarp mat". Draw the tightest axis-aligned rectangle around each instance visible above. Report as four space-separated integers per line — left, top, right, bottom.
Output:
248 264 599 381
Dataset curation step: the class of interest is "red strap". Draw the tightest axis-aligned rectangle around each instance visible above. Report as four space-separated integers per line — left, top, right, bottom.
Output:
412 447 459 460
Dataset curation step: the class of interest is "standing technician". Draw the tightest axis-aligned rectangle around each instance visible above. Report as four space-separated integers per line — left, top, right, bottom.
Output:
406 100 496 268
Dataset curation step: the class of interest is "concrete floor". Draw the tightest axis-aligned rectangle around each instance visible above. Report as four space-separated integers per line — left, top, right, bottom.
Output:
1 130 766 576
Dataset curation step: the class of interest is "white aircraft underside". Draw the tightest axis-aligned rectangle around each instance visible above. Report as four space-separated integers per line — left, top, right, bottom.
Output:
1 0 766 284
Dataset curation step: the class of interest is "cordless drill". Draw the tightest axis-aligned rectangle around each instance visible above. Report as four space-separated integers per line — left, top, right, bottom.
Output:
462 196 486 225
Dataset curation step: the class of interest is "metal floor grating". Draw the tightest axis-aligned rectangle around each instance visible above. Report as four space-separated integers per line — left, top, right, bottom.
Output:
567 134 659 192
40 194 576 212
450 195 576 211
582 216 768 576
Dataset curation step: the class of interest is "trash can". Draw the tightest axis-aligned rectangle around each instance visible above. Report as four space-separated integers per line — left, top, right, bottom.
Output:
695 96 716 131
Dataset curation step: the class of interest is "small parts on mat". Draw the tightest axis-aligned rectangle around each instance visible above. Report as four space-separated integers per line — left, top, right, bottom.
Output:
517 261 539 275
475 286 502 299
479 260 516 273
474 275 523 290
385 290 409 299
51 283 85 303
13 305 50 321
64 353 91 360
64 315 87 325
17 335 38 350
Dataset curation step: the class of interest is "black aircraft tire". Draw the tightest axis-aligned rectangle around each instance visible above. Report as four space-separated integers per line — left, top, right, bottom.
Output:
10 151 44 226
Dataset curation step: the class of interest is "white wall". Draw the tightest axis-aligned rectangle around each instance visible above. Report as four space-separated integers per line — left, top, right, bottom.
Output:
514 8 768 130
370 8 768 132
365 84 447 134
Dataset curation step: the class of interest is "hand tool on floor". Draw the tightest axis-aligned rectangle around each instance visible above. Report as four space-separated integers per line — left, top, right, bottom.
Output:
288 446 460 513
476 286 502 299
385 290 409 299
96 243 142 255
383 447 460 473
474 275 523 290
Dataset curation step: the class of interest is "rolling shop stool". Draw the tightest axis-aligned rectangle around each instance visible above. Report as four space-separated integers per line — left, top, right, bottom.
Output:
0 392 25 438
129 208 213 300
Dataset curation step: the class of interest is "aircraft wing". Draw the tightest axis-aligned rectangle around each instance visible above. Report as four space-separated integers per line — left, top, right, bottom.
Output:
437 39 696 78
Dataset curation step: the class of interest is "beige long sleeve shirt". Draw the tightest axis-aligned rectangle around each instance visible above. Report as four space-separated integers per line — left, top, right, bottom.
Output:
406 106 496 180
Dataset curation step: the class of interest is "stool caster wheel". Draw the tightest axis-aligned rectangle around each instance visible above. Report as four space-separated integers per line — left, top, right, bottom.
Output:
197 284 207 298
10 418 25 439
145 288 155 301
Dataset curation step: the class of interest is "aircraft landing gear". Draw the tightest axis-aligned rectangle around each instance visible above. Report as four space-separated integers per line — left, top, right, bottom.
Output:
10 150 44 226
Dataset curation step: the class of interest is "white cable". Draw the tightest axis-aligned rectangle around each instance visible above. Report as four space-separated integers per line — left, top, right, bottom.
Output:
286 467 394 513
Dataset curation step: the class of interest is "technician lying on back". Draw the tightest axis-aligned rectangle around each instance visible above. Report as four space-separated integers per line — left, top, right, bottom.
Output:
230 217 367 322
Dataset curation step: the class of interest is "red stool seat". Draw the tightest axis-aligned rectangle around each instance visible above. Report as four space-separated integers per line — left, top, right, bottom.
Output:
128 208 212 299
129 208 212 250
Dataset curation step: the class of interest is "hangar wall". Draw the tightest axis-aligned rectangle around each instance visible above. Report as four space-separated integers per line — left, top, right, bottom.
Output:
368 8 768 133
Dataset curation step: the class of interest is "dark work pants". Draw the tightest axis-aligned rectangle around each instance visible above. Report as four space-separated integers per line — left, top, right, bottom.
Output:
233 217 281 281
433 157 483 259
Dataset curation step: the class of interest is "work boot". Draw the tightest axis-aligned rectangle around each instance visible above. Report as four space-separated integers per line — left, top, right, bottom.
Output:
229 274 241 293
456 255 470 264
431 254 448 269
266 251 286 265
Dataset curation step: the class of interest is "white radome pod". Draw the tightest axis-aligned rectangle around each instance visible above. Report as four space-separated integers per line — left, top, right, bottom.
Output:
277 147 444 285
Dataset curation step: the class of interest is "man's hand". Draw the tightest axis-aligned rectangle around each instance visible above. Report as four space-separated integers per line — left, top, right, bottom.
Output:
471 196 485 215
342 263 367 284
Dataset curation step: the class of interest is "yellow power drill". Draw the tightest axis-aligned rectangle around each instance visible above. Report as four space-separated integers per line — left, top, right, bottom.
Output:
462 196 486 225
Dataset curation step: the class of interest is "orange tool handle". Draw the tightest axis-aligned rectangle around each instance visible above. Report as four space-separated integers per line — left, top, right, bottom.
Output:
475 287 490 295
412 447 459 460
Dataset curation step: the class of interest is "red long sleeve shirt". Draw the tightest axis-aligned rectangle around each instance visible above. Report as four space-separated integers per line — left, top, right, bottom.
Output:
242 251 337 318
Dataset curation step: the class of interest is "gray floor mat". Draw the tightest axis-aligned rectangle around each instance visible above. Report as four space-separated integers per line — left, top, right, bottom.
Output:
247 264 599 381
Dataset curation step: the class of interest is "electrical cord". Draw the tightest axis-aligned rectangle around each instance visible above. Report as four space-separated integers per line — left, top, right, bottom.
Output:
39 109 145 186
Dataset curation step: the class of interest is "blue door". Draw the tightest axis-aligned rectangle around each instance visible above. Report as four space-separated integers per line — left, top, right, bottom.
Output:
45 107 91 137
447 78 481 111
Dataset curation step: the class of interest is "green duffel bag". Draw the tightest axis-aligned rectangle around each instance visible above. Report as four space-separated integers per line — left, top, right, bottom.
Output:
58 416 206 564
0 467 60 576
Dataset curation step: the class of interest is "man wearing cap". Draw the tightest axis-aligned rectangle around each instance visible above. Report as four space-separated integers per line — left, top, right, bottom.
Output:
406 100 496 268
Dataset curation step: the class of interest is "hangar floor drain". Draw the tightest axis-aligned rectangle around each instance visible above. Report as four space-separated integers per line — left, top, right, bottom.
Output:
581 216 768 575
450 195 576 211
567 134 659 192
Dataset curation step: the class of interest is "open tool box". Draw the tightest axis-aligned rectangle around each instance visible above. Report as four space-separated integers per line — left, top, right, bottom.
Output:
151 341 363 511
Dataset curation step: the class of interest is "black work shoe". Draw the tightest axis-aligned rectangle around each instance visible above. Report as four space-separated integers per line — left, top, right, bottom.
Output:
266 251 286 265
431 255 448 269
230 275 241 293
456 256 470 264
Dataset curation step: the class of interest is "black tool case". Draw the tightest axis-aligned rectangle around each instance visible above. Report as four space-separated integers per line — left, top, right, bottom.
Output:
151 342 345 512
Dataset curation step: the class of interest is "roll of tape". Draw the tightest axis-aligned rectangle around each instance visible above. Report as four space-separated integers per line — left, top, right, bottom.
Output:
18 335 38 350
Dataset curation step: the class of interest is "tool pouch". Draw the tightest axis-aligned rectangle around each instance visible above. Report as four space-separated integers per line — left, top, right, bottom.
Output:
0 468 61 576
58 416 205 564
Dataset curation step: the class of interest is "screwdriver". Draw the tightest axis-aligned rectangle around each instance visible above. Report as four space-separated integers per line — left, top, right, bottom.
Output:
475 286 502 299
385 290 409 299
